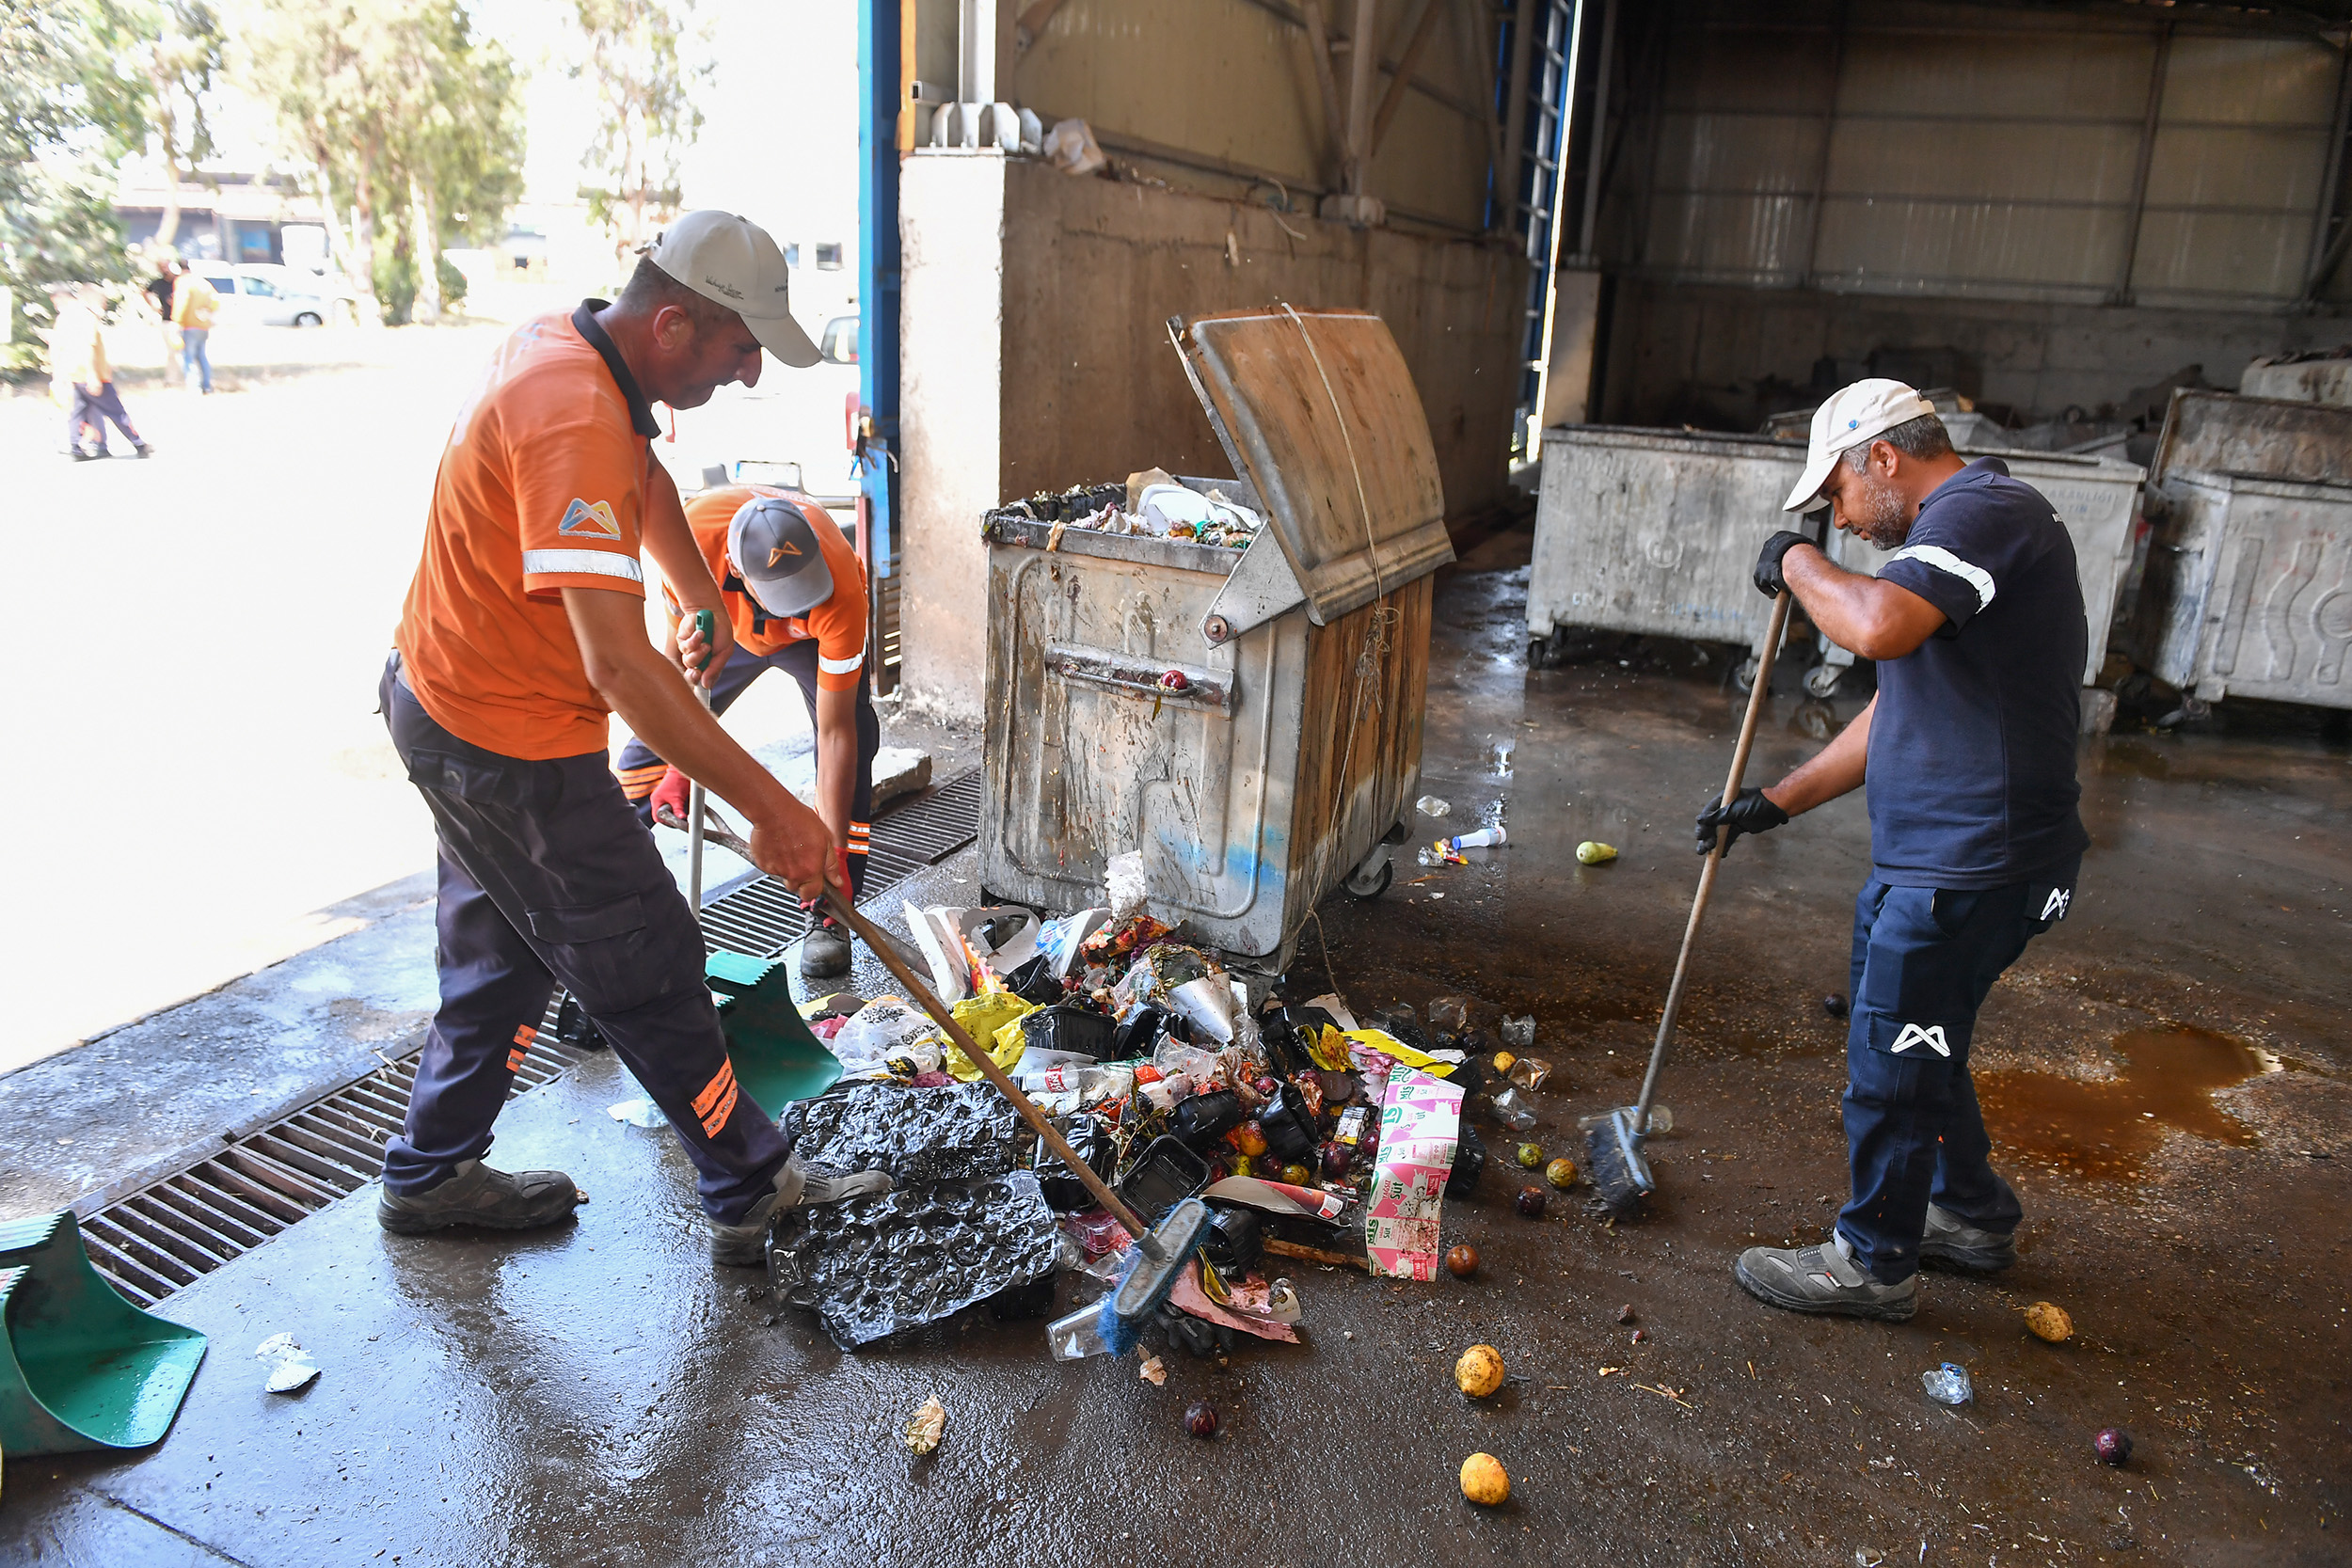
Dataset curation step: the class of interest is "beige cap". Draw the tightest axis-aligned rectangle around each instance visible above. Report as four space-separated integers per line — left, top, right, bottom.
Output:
644 210 821 368
1782 378 1940 513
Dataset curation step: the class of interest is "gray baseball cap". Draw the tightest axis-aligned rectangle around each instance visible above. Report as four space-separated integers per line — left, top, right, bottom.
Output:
727 496 834 618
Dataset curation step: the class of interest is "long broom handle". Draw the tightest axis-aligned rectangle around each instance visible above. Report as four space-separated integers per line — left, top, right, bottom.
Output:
1631 587 1794 1128
687 610 715 910
817 889 1161 1249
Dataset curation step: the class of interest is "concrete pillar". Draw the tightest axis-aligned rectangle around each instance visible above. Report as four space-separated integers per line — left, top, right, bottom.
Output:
898 151 1008 725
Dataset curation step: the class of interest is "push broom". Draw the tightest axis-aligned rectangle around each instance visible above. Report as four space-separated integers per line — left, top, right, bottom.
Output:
1585 581 1797 1212
668 811 1206 1353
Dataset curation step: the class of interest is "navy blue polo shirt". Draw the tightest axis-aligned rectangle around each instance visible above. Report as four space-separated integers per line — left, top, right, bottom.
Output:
1866 458 2090 890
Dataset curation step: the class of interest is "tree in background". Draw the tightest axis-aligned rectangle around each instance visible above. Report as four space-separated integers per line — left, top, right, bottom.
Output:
119 0 227 250
572 0 708 275
237 0 521 325
1 0 150 365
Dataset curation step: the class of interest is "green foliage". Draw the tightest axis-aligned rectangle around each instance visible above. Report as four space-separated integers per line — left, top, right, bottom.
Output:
237 0 523 316
437 252 468 306
0 0 154 365
373 241 417 325
571 0 708 260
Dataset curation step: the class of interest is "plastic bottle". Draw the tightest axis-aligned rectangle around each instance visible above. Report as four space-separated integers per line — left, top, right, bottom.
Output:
1921 1363 1974 1405
1489 1085 1538 1132
1442 827 1507 851
1416 795 1450 817
1499 1015 1536 1050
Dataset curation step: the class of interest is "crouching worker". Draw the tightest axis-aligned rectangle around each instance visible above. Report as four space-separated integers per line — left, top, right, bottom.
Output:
617 484 880 982
1708 380 2089 1322
378 210 888 1264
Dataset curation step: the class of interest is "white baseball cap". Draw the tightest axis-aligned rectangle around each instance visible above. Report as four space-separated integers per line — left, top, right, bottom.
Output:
644 210 821 368
1782 379 1940 513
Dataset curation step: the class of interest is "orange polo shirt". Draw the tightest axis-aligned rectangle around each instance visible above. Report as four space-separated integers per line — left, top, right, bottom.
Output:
396 303 672 759
665 485 869 691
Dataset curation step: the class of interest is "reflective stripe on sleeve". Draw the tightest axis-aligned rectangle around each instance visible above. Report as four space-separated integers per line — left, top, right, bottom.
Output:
818 649 866 675
1883 545 1994 611
522 548 644 583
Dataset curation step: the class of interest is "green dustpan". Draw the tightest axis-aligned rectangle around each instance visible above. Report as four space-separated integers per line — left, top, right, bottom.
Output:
0 1212 207 1455
707 950 842 1115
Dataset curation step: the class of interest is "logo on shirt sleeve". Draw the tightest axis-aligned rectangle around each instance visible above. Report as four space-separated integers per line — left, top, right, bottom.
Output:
559 498 623 538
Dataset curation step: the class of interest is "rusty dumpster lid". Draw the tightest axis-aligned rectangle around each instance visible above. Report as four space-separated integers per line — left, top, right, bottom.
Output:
1170 305 1453 625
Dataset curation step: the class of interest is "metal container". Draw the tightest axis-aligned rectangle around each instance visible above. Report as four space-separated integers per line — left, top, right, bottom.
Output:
2133 471 2352 709
1528 424 2143 692
978 307 1454 967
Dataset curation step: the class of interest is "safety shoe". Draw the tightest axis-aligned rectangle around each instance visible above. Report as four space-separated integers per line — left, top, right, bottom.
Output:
708 1158 894 1266
1919 1203 2017 1274
800 915 852 981
133 442 154 458
1734 1230 1918 1322
376 1159 582 1234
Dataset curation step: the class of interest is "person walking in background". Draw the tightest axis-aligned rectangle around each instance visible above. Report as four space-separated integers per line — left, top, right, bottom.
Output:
144 258 183 388
48 286 153 462
171 265 218 393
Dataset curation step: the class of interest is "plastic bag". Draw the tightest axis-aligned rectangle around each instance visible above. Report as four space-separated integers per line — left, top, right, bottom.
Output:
1042 118 1106 176
830 996 944 1074
1105 850 1150 922
769 1173 1060 1348
778 1081 1017 1183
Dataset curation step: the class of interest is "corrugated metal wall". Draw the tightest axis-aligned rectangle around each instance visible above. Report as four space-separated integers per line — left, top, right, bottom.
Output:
1633 1 2344 309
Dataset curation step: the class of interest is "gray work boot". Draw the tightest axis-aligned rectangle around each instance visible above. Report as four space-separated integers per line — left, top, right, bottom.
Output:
708 1158 894 1266
1734 1230 1918 1322
1919 1203 2017 1274
377 1159 582 1235
800 915 852 981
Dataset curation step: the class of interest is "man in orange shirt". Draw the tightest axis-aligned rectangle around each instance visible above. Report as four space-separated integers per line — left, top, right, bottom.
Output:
618 484 879 980
377 210 885 1264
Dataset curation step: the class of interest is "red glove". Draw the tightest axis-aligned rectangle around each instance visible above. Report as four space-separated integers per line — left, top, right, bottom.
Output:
650 766 692 827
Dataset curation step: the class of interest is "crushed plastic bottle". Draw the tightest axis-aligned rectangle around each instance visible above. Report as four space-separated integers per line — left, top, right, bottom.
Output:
1046 1300 1116 1360
1480 798 1509 826
1416 847 1444 868
1920 1363 1974 1405
1415 795 1450 818
1488 1085 1539 1132
1499 1016 1536 1050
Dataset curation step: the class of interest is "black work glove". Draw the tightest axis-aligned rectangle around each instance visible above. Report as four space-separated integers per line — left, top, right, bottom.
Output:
1753 530 1815 598
1695 786 1788 858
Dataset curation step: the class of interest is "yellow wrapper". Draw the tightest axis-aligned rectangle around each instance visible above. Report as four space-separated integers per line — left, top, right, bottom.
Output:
945 992 1034 1081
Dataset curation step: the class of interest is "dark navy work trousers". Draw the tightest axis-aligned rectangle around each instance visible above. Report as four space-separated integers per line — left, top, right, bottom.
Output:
1836 857 2079 1283
379 655 791 1222
613 637 879 898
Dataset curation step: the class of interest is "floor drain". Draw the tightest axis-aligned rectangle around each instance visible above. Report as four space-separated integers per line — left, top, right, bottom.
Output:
76 769 984 1306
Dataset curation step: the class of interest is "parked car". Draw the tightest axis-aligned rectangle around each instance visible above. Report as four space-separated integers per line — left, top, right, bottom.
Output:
184 263 338 327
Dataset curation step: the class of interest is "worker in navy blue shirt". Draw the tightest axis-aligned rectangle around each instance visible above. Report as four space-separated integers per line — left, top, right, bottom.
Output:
1700 379 2090 1323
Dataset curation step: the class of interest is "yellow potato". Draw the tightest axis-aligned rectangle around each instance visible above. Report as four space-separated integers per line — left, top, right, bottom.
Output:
1455 1343 1506 1398
1460 1451 1510 1506
2023 1301 2074 1343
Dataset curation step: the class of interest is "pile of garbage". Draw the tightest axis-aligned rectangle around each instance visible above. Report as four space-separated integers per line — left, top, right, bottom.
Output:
996 470 1263 551
766 886 1564 1358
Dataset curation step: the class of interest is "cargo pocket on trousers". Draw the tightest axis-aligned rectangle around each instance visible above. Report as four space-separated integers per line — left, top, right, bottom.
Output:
405 747 527 809
528 893 664 1016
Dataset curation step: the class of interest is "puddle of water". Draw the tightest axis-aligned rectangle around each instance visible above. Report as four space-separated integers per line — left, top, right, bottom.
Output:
1977 1025 2276 1180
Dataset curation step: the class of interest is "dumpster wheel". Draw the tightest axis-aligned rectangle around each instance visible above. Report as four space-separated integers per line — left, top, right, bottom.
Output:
1343 852 1394 899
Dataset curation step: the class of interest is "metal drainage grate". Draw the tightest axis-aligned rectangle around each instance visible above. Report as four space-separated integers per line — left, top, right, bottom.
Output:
76 768 984 1307
76 1020 589 1307
696 768 982 958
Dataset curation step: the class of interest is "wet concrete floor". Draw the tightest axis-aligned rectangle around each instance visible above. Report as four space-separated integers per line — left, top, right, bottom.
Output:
6 525 2348 1565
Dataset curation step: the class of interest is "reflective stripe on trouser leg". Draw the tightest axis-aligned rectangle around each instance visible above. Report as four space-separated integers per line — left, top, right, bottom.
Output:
381 655 790 1221
381 845 558 1195
773 638 882 902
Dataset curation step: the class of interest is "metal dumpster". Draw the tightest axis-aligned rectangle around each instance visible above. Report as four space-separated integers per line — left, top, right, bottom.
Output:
1527 424 2142 693
977 306 1454 969
2131 391 2352 709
